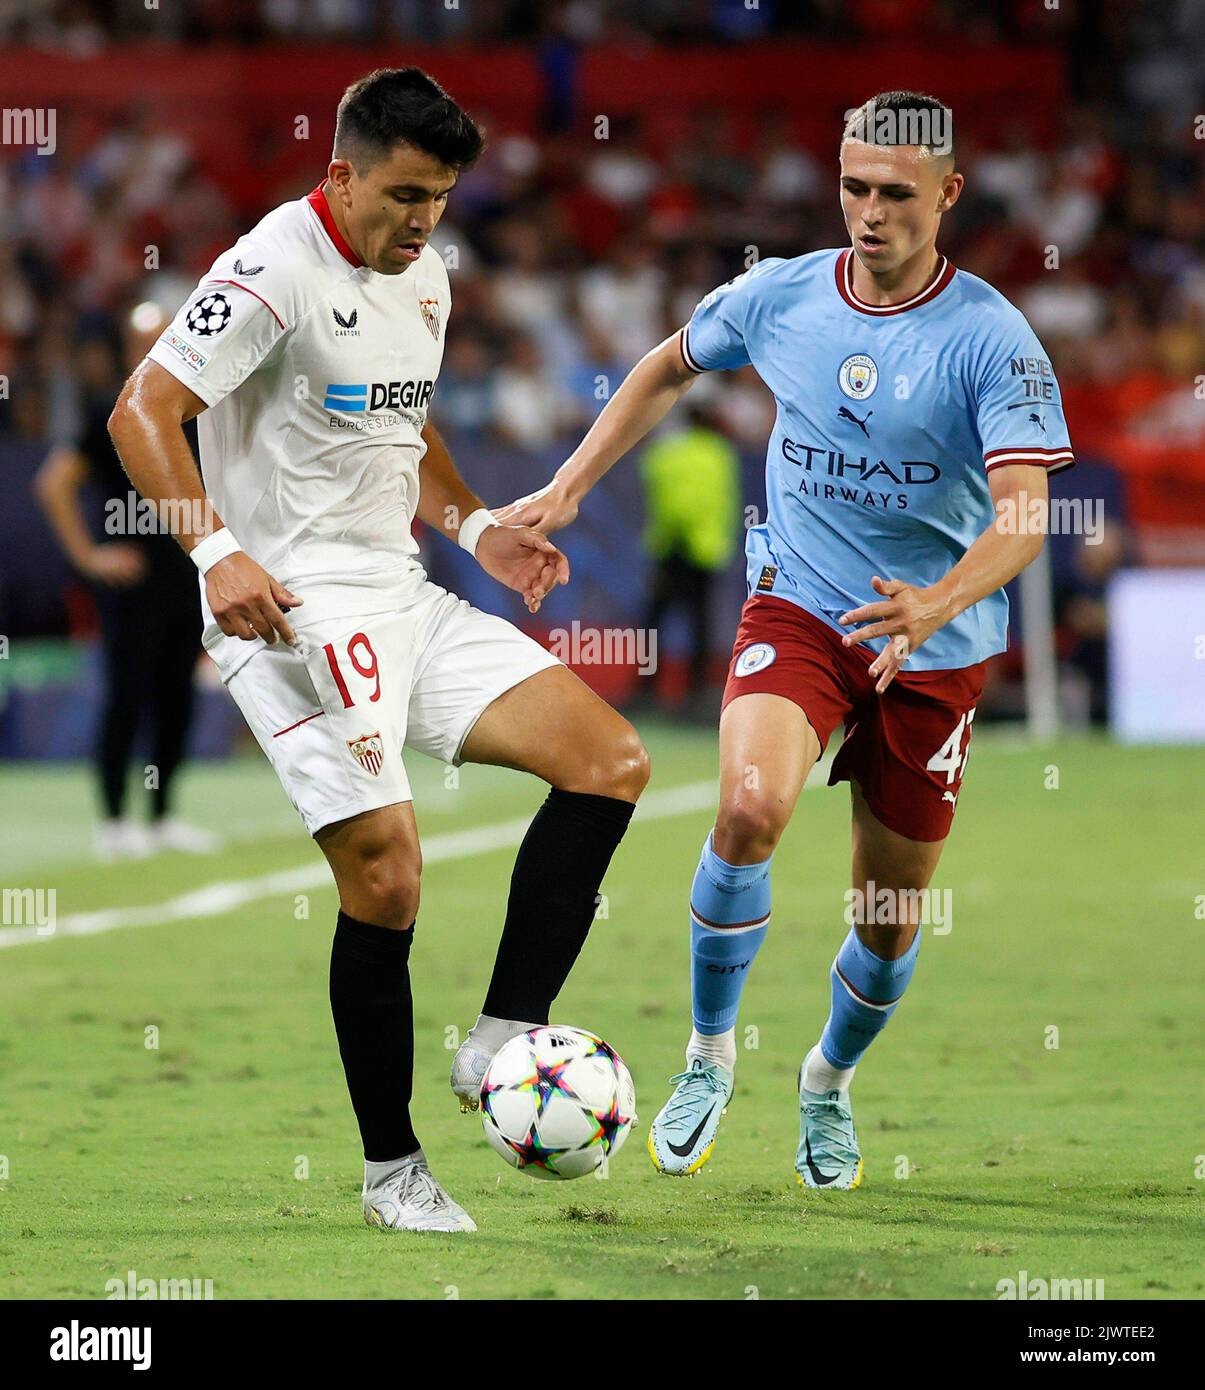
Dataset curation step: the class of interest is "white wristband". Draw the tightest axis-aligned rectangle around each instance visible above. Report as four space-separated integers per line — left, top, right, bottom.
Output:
457 507 500 557
190 527 243 575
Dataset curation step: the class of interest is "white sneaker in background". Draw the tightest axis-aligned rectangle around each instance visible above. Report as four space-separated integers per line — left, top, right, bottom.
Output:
93 818 153 862
148 818 222 855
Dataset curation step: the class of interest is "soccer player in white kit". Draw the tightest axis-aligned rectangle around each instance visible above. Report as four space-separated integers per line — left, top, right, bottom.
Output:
109 68 650 1233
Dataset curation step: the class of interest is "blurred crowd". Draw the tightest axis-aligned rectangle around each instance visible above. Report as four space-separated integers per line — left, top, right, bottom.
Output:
1 2 1202 467
0 0 1129 48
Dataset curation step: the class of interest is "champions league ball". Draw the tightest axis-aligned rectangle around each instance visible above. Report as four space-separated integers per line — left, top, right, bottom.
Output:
481 1026 637 1180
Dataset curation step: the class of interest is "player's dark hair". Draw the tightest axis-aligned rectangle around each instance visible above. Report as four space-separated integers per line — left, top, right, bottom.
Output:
842 90 954 164
334 67 485 172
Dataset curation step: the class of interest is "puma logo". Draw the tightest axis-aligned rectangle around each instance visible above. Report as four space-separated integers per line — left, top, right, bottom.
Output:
837 405 873 438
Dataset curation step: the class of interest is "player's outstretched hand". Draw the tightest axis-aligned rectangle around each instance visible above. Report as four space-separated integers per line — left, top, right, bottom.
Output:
491 479 579 533
475 524 570 615
838 575 952 694
206 551 303 647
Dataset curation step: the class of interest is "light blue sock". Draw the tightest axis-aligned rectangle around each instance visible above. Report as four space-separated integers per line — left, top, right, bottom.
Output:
819 927 921 1070
690 832 771 1036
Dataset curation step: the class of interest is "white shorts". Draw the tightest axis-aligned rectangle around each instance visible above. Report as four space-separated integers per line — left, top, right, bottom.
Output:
226 579 561 834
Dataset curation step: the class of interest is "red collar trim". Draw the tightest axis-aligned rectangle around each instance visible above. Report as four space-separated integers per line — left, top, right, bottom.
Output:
306 183 364 268
835 248 955 316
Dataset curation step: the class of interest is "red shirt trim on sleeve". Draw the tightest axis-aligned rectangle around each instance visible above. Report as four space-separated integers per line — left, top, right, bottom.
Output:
984 446 1075 474
204 279 285 331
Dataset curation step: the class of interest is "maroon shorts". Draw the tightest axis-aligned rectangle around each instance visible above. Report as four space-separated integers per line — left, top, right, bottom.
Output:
721 594 986 842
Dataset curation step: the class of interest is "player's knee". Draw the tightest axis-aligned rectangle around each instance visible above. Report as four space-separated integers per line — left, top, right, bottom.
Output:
559 720 650 802
618 726 651 799
348 847 421 931
598 723 650 802
714 796 786 862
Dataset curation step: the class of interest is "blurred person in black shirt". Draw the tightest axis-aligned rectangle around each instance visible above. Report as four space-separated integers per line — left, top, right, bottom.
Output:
1055 525 1125 727
34 304 217 859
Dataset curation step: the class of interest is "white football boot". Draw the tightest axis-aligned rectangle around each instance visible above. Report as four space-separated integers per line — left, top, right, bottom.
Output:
362 1153 476 1233
450 1015 538 1113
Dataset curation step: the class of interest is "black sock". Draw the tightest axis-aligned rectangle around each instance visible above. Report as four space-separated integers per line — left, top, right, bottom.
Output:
482 788 636 1023
329 910 419 1163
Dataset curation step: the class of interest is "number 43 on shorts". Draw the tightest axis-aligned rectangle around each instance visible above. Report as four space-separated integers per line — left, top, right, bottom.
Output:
926 707 976 785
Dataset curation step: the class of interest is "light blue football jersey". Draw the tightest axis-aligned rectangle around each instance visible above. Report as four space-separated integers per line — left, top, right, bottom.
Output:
682 248 1074 670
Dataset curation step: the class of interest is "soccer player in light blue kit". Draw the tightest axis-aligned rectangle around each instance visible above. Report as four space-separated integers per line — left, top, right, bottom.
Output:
499 92 1073 1189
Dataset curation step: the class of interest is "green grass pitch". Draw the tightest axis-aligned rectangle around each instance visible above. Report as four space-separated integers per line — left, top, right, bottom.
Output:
1 724 1200 1300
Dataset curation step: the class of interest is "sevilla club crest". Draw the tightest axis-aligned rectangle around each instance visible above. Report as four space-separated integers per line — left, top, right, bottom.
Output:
347 732 384 776
419 297 441 340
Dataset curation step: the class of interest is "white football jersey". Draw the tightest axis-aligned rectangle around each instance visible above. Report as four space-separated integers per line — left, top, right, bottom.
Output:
148 183 450 680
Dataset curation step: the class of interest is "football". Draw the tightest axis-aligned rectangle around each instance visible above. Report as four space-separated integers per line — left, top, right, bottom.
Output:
480 1026 637 1180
